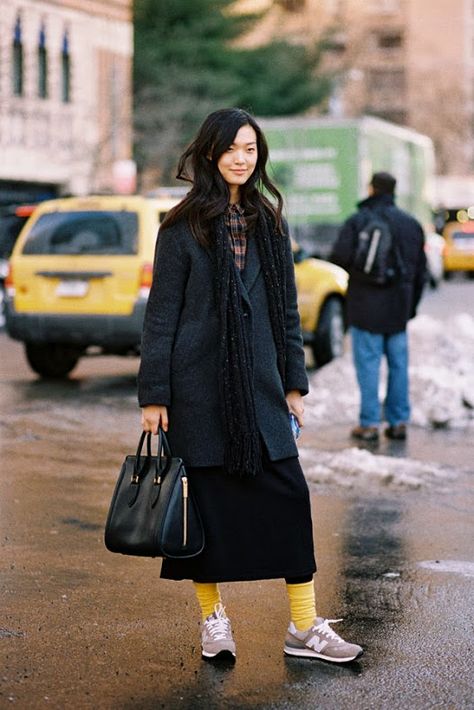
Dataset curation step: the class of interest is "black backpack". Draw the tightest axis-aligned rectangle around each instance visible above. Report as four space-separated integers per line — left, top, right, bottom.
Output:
352 209 405 286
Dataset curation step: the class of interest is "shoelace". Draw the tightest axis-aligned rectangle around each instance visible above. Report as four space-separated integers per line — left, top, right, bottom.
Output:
205 603 232 640
313 618 344 643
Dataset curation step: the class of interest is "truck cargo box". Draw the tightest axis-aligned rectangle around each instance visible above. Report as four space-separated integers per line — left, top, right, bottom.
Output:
261 116 435 258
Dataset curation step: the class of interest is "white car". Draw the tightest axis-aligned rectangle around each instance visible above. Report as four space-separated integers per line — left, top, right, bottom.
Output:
425 232 444 288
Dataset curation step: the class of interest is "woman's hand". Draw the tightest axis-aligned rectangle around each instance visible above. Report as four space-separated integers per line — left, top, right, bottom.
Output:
141 405 168 434
286 390 304 428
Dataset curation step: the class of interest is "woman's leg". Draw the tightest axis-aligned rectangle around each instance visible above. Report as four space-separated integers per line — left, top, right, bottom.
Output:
193 582 222 620
194 582 236 660
284 575 363 662
285 575 316 631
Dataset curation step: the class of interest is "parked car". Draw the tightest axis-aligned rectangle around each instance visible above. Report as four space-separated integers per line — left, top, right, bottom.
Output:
0 204 37 326
293 244 347 366
442 220 474 278
424 231 445 288
5 195 347 377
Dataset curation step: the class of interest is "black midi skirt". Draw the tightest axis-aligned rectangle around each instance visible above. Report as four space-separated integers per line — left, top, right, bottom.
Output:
160 455 316 583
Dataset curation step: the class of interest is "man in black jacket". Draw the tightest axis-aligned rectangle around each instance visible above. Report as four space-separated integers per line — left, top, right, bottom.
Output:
330 172 427 441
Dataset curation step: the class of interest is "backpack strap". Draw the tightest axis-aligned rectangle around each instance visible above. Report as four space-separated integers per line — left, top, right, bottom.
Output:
377 205 407 280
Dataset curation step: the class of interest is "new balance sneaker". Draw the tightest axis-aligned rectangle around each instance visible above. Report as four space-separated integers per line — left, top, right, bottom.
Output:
284 617 363 663
201 603 236 660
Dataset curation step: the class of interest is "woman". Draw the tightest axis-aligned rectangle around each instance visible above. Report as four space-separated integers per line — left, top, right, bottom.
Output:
138 108 362 664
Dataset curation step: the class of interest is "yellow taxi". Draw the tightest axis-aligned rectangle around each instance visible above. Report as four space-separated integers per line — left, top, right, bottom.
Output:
442 220 474 276
5 195 176 377
5 195 347 377
293 243 347 366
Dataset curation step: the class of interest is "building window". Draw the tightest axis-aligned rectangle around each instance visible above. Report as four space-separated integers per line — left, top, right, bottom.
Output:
325 32 347 53
367 68 406 111
377 32 403 50
276 0 306 11
373 110 407 125
38 24 48 99
12 16 24 96
61 32 71 103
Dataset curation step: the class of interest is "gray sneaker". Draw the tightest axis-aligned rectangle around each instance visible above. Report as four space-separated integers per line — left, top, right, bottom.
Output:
201 603 236 660
284 617 363 663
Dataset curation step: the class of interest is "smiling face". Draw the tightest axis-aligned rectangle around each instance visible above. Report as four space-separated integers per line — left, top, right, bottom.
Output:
216 124 258 203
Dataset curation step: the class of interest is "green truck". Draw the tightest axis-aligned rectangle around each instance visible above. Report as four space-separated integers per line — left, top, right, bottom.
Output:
260 116 435 258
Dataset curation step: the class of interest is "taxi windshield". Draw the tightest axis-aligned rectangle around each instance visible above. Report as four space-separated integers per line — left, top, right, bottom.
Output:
22 211 139 255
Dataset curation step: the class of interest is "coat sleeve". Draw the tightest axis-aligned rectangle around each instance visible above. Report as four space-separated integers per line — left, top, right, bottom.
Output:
410 222 428 319
137 226 189 407
329 215 358 270
283 229 309 396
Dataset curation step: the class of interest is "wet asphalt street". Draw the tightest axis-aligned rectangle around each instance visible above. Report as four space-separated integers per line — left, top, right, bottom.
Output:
1 281 473 709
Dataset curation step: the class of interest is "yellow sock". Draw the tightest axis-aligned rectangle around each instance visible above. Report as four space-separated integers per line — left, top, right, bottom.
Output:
286 581 316 631
193 582 222 621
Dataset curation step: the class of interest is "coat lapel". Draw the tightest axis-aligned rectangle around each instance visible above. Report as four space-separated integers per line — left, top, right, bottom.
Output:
241 234 261 294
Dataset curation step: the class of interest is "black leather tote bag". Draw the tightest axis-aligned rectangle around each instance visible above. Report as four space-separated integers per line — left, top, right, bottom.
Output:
104 429 204 558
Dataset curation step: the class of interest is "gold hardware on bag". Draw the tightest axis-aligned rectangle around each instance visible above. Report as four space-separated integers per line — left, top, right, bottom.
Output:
154 475 162 486
131 471 139 484
182 475 188 547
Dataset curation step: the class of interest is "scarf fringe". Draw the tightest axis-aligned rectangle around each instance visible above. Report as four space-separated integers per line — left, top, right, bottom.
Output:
224 431 262 478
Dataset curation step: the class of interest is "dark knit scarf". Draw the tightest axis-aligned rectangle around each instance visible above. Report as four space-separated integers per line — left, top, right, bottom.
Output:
214 208 287 477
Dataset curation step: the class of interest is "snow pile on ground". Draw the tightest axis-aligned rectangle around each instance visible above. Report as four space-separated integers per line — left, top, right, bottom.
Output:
299 446 457 490
305 312 474 430
302 313 473 490
409 314 474 427
304 353 359 426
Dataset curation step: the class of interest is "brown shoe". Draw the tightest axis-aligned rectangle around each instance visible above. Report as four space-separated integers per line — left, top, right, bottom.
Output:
351 425 379 441
385 424 407 440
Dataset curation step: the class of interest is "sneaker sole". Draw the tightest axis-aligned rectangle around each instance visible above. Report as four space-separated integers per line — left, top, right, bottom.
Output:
284 645 363 663
202 649 236 662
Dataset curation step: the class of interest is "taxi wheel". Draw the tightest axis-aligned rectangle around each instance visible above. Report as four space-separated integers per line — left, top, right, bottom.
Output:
25 343 81 378
312 297 345 367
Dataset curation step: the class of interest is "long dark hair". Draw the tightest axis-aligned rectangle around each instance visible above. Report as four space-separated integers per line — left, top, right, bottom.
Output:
160 108 284 246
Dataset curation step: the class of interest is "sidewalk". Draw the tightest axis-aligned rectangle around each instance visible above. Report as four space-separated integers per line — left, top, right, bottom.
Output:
1 448 473 708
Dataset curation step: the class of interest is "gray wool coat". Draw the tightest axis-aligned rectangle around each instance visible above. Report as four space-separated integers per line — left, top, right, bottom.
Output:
137 218 309 467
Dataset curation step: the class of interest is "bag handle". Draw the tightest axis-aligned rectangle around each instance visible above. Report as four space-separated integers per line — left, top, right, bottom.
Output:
156 428 173 480
131 429 173 484
131 431 152 483
157 427 172 458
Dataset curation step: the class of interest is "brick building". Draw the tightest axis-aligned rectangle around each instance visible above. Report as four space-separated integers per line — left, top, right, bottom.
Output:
239 0 474 176
0 0 133 206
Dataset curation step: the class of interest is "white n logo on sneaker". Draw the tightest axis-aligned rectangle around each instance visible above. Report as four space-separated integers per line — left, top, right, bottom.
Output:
307 634 328 653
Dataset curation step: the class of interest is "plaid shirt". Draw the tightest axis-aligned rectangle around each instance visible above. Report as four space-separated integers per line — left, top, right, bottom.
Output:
225 203 247 271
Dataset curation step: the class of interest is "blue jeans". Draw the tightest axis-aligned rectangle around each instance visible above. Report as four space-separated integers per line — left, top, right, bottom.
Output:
351 327 410 427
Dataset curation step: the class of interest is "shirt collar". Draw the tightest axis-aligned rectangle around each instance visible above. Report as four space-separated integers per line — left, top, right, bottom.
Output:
228 203 245 216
